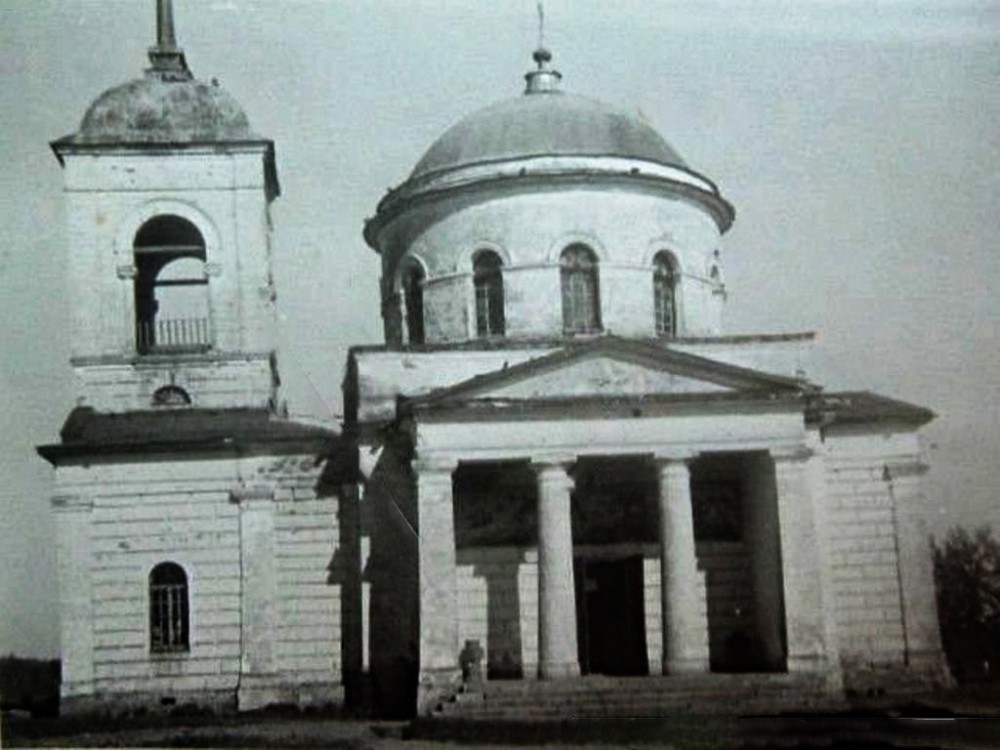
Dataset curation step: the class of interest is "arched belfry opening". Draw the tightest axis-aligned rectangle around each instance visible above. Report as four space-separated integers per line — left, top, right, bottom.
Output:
133 215 211 354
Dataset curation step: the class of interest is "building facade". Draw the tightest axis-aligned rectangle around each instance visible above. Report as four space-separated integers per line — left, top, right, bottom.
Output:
40 1 949 718
39 3 345 714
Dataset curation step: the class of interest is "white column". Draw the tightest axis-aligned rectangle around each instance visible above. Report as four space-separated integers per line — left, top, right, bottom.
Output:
772 449 831 674
414 457 461 711
232 484 279 710
533 460 580 679
52 493 95 703
655 457 710 674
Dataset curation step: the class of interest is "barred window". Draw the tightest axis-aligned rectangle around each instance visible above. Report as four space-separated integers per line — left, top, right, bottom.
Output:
473 250 505 338
653 252 678 337
400 263 426 345
149 562 189 653
560 244 601 334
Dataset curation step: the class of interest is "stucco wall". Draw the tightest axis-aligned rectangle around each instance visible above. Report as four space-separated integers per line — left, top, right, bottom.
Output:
60 149 277 408
51 451 341 713
379 188 725 343
820 428 949 690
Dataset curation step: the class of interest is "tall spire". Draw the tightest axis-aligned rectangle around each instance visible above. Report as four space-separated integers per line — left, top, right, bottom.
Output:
147 0 191 80
524 2 561 94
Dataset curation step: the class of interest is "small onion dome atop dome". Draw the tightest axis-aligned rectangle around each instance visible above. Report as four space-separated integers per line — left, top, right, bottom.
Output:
366 48 733 247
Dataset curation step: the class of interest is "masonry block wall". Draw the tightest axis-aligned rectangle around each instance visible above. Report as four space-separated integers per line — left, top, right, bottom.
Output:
51 452 341 714
821 428 949 691
381 188 725 344
61 149 278 408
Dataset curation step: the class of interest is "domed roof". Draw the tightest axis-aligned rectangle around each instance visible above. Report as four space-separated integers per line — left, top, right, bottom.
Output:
74 74 254 145
411 53 686 179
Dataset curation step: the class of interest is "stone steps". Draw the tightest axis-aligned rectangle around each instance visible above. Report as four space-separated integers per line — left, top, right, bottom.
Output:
431 674 839 720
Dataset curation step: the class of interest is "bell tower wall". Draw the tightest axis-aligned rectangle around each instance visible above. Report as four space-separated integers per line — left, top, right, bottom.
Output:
58 145 279 411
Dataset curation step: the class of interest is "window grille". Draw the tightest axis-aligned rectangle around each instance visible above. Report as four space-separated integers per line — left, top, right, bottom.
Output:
653 252 677 337
560 244 601 334
473 250 505 337
149 562 189 653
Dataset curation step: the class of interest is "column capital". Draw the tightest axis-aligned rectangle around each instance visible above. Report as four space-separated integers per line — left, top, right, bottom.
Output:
531 457 576 490
769 445 814 463
652 450 697 466
229 485 275 508
412 454 459 475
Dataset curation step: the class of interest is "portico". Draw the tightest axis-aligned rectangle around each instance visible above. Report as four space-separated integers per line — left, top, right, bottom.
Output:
399 346 837 712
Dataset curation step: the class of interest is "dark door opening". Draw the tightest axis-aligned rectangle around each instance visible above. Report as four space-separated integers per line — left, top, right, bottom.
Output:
575 556 648 676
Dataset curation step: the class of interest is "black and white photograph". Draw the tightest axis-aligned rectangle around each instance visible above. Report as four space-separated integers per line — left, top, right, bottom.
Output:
1 1 997 747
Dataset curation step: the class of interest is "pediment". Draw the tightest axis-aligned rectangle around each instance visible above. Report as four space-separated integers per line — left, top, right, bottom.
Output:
416 336 808 406
487 356 731 399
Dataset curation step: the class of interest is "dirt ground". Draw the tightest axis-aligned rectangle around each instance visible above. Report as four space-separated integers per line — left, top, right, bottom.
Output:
3 686 999 749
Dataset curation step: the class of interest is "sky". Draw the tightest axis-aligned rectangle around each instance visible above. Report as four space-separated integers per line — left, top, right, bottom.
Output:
0 0 997 658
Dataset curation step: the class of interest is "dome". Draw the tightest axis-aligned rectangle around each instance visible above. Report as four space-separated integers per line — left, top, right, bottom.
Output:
410 55 687 179
73 74 254 144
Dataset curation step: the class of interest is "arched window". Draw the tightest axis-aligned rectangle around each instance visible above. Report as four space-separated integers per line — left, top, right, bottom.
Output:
149 562 189 653
653 252 678 337
473 250 505 338
560 244 601 334
401 263 425 345
134 216 211 354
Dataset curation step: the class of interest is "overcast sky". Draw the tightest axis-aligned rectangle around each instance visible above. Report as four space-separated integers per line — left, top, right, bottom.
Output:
0 0 997 658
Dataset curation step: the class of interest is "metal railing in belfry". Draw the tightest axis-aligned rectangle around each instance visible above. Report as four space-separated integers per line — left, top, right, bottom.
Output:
136 317 212 354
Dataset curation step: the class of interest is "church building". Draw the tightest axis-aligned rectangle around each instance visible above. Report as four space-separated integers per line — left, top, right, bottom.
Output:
40 1 950 718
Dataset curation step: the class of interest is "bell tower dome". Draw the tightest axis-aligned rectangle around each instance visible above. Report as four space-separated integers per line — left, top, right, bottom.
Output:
365 48 734 346
51 0 281 411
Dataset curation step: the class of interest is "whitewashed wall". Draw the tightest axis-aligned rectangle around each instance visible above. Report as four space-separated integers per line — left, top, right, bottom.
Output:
52 452 342 714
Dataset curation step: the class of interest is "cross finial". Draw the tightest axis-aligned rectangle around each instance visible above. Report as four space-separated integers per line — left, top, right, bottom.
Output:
537 2 546 51
148 0 191 80
524 3 561 95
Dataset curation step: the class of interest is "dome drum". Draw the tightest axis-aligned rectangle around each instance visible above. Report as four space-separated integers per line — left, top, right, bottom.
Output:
378 189 726 345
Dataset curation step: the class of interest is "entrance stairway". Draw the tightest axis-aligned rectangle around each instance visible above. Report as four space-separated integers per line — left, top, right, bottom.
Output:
431 673 841 719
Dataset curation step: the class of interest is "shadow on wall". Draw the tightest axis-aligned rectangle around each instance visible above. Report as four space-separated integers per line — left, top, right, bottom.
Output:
358 444 419 718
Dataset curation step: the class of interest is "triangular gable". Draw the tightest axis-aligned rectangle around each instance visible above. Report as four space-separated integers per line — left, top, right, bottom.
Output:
415 336 813 406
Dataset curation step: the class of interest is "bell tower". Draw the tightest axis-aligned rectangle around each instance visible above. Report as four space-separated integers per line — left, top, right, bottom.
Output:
51 0 281 411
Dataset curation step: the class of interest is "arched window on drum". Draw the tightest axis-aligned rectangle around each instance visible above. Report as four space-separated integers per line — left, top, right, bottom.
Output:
400 261 425 345
653 251 678 337
473 250 505 338
560 244 601 335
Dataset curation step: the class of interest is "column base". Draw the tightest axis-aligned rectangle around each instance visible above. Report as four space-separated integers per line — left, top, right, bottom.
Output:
539 660 581 679
416 667 462 716
663 656 709 675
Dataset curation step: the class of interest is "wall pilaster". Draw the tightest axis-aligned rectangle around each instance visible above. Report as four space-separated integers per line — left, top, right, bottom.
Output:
231 485 279 710
885 462 952 685
414 456 461 713
772 449 833 675
52 493 95 700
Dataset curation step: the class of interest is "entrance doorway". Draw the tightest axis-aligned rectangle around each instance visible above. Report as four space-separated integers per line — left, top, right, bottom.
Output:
575 556 648 676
